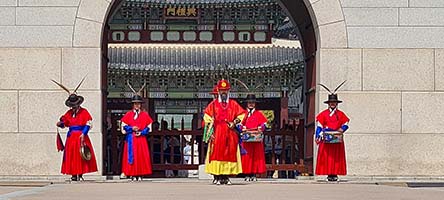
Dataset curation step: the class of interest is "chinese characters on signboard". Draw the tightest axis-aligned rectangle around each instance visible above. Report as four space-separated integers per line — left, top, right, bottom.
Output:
165 7 198 18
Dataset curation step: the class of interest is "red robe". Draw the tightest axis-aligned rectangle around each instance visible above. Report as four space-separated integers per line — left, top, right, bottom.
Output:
315 108 349 175
241 109 268 174
204 99 245 175
60 107 98 175
121 110 153 176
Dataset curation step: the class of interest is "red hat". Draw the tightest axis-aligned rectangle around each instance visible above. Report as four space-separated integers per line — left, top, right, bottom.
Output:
209 86 218 94
216 79 231 91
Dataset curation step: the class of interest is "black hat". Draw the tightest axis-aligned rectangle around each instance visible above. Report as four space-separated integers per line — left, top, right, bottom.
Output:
319 80 346 104
127 81 146 104
65 94 84 107
245 93 259 103
324 94 342 104
52 75 87 108
131 94 144 103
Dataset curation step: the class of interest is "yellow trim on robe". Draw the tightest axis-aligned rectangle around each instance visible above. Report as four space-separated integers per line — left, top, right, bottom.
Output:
205 143 242 175
203 113 214 124
236 113 246 123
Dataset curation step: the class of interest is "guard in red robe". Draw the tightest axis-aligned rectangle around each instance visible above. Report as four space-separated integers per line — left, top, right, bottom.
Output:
204 79 245 185
121 88 153 181
53 78 98 181
240 94 268 182
316 81 349 182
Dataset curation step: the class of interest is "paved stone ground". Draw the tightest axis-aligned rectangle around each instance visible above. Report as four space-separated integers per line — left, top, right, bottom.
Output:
0 187 30 196
0 179 443 200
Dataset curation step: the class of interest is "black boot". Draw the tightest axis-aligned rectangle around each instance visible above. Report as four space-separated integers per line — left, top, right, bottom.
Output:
220 176 227 185
226 176 232 185
213 175 219 184
217 175 223 185
244 174 250 182
250 174 257 182
327 175 338 182
71 175 78 181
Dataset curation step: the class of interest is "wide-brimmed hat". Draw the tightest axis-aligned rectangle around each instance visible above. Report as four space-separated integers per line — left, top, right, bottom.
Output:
51 75 87 108
65 94 84 107
131 94 144 103
80 145 91 161
245 93 259 103
319 80 346 104
127 81 146 104
324 94 342 104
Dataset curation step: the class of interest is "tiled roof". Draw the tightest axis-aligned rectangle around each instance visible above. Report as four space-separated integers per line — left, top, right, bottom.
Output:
108 43 303 72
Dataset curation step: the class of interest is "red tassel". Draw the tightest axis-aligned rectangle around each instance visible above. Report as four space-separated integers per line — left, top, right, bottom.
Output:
56 130 64 152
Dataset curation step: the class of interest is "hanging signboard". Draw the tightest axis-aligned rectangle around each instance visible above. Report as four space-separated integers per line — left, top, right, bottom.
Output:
165 6 199 19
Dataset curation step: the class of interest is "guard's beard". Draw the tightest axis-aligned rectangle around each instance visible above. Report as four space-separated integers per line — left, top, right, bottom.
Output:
221 93 228 102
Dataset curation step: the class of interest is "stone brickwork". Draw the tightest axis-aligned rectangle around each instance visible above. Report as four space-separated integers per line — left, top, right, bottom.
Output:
311 0 444 176
0 0 109 176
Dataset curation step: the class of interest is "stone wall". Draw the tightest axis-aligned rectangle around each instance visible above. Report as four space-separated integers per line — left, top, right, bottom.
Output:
0 0 108 176
314 0 444 176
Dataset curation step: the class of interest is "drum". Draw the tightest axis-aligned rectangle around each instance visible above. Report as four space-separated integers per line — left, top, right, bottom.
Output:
323 131 343 143
241 130 264 142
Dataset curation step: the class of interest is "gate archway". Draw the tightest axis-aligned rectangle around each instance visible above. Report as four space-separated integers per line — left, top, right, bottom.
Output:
96 0 325 177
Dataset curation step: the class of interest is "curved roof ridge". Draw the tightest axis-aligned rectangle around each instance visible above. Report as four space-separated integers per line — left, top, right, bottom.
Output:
108 40 300 49
271 38 301 49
